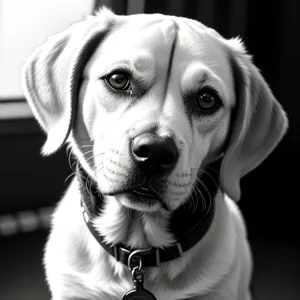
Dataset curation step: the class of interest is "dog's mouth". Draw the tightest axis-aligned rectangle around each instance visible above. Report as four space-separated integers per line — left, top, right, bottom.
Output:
132 186 156 197
117 185 163 212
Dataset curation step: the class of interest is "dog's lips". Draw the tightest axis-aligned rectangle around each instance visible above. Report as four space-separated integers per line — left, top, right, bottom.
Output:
120 191 161 212
115 186 163 212
132 186 156 197
128 186 160 205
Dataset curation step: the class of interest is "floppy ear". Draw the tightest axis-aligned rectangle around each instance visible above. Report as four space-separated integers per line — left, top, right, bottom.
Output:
220 39 288 201
22 8 116 155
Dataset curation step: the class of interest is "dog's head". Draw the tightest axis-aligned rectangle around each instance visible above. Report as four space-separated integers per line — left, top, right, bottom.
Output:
22 8 288 213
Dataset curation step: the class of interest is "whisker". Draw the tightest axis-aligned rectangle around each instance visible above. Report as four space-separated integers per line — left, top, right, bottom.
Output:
176 189 187 211
180 189 187 207
180 193 188 210
92 166 104 182
92 152 105 175
94 165 104 176
189 181 206 212
85 152 104 164
195 183 206 212
82 149 94 155
181 187 189 208
204 166 220 174
80 145 93 149
85 174 93 198
93 162 104 169
185 186 194 211
194 177 210 197
193 186 201 212
64 171 76 184
66 148 77 171
190 166 220 174
88 176 93 197
194 178 211 211
191 167 218 189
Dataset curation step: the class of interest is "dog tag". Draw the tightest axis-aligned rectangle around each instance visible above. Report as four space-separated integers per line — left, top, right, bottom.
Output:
122 268 157 300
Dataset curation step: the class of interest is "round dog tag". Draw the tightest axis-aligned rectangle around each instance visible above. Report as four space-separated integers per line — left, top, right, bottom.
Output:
122 267 157 300
122 287 157 300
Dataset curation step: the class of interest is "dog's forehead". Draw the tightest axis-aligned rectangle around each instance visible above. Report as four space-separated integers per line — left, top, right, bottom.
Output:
88 15 228 72
175 18 230 70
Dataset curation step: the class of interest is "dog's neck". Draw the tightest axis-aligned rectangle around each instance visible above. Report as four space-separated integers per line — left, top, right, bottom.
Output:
77 159 221 268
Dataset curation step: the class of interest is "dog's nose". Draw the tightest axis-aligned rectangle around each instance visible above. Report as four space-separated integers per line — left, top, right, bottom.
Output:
131 133 179 176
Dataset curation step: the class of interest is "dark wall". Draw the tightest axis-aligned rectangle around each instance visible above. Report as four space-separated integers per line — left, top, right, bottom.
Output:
0 119 71 214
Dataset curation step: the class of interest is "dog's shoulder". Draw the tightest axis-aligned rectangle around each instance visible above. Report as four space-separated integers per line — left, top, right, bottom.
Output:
224 194 248 239
51 178 82 223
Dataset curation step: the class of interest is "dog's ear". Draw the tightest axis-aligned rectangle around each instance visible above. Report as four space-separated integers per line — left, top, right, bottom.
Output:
220 38 288 201
22 7 115 155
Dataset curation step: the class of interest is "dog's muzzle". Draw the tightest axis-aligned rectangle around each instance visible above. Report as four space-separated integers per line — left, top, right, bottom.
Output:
130 133 179 178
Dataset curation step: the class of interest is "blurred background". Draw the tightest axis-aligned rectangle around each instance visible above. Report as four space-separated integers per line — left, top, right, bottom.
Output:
0 0 299 299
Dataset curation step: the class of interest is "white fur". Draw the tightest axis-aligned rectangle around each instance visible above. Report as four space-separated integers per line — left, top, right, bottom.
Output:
22 8 288 300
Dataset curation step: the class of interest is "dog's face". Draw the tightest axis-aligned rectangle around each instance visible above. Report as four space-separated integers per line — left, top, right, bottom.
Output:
77 16 234 212
22 8 288 213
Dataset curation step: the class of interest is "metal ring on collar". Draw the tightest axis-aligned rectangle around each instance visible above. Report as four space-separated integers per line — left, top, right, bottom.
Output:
127 248 152 271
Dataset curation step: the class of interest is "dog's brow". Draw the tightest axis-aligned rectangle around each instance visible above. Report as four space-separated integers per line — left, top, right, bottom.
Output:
133 56 150 72
182 72 208 98
102 60 132 74
102 55 154 75
194 72 208 86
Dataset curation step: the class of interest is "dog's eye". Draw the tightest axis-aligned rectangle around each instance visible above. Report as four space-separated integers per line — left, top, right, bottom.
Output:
106 71 130 90
193 89 221 113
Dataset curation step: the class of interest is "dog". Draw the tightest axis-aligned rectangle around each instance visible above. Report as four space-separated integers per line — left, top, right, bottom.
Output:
22 7 288 300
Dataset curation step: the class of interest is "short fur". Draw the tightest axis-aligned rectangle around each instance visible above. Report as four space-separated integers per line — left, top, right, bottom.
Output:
22 8 288 300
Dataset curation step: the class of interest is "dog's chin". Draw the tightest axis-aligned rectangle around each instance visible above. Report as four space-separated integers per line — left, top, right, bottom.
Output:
116 192 162 213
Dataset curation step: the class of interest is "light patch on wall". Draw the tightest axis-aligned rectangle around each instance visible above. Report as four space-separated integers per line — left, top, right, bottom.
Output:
0 101 33 119
0 0 94 99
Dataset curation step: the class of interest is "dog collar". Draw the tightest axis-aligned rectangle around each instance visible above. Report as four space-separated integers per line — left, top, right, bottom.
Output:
78 159 221 268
